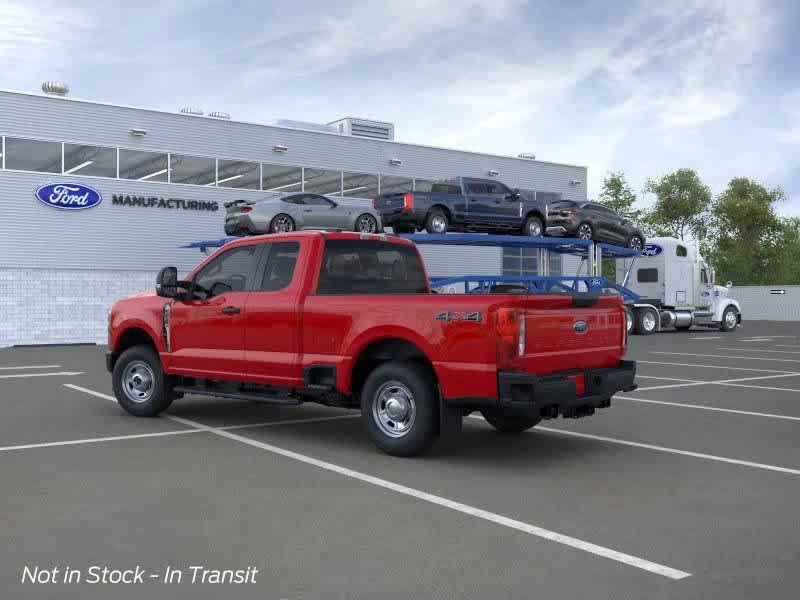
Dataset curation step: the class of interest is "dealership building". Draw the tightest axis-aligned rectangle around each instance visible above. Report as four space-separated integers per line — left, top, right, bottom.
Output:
0 85 588 346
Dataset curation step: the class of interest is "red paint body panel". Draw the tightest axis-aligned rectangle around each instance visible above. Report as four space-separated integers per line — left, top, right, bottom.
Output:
108 231 628 402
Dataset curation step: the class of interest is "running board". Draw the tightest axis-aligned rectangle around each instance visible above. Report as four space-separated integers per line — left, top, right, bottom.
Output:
173 384 302 405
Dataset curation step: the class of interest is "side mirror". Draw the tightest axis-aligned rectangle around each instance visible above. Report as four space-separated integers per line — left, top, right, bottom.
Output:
726 281 733 289
156 266 178 298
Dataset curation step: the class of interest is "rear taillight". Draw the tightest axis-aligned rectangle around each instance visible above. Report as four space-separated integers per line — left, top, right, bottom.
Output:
496 308 520 365
560 209 577 217
372 198 377 209
241 207 252 213
402 193 414 212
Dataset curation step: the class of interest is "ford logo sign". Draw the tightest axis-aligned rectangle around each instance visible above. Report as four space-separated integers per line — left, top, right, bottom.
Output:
642 244 663 257
35 183 102 210
573 320 588 334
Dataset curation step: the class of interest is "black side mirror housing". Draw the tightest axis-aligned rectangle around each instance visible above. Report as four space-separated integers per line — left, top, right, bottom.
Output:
156 266 179 298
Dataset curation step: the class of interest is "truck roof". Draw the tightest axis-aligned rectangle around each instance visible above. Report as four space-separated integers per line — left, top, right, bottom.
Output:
220 230 416 250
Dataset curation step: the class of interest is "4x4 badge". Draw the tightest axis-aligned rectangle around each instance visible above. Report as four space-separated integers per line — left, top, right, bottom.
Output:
436 311 483 323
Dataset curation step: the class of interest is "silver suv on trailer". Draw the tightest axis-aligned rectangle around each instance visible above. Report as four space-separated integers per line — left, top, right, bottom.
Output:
225 192 383 236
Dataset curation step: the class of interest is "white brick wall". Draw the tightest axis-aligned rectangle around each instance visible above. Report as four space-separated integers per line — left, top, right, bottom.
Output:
0 269 155 346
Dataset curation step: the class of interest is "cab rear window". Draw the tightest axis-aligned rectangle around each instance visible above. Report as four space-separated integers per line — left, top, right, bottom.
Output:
317 240 428 295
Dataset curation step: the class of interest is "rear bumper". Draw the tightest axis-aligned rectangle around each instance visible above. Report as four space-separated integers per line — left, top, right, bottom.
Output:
497 360 636 418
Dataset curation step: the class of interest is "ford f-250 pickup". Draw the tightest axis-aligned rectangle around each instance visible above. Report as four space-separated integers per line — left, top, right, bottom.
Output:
374 177 549 236
106 231 636 456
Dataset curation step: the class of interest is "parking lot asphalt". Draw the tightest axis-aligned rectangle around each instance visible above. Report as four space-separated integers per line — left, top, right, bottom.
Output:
3 322 800 599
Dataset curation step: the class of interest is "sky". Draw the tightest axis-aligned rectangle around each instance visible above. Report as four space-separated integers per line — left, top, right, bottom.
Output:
2 0 799 213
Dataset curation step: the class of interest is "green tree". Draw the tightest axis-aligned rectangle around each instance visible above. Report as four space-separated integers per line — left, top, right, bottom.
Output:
707 178 786 285
598 171 640 221
643 169 711 241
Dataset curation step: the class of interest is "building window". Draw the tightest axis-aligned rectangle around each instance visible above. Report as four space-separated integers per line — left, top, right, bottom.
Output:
4 137 61 173
380 176 413 195
342 171 379 198
217 159 260 189
262 163 302 192
170 154 216 186
304 167 342 195
119 149 168 182
63 143 117 177
502 248 562 276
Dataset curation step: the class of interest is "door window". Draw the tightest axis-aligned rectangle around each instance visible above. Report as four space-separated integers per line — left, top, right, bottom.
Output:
303 194 335 206
466 182 487 194
260 242 300 291
194 245 260 297
700 268 708 284
676 245 688 257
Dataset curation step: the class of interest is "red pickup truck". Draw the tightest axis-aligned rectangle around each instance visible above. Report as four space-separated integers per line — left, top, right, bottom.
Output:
107 231 635 456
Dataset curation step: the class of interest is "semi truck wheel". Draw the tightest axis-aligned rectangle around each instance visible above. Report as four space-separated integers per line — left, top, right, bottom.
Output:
360 361 438 457
480 408 541 433
112 345 174 417
634 307 658 335
720 306 739 332
625 306 634 335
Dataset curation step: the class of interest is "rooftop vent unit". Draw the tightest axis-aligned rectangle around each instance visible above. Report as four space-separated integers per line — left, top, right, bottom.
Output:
180 106 204 116
329 117 395 141
518 152 536 160
42 81 69 96
271 119 337 134
208 111 231 120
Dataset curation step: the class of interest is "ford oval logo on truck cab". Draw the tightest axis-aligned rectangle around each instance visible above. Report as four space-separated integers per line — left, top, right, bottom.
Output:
573 320 588 334
35 183 102 210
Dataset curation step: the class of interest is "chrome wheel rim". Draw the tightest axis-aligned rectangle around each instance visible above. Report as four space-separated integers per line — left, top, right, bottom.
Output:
357 214 377 233
643 311 657 332
629 236 643 250
725 309 737 329
577 224 592 239
273 215 294 232
431 215 447 233
372 381 416 438
626 309 634 333
527 220 542 236
121 360 155 404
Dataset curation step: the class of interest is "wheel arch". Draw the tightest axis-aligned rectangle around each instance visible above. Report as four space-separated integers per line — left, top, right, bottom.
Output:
109 324 160 370
427 204 452 222
347 335 438 398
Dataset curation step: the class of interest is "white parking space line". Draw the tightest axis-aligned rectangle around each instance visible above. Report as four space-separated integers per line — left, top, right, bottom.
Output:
717 347 800 355
635 372 800 391
0 371 84 379
652 351 800 364
636 375 699 382
0 429 204 453
536 427 800 477
638 360 798 374
617 396 800 422
774 344 800 349
66 384 690 580
689 336 721 340
717 382 800 393
0 364 61 370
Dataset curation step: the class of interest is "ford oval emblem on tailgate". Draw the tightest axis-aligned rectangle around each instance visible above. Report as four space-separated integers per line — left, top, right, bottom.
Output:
573 320 588 334
35 183 103 210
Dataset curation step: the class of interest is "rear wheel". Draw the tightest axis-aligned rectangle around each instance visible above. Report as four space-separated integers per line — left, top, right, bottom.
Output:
720 306 739 332
523 215 544 237
270 213 295 233
481 407 541 433
625 306 634 336
360 361 438 457
112 345 174 417
355 213 379 233
635 307 658 335
425 209 449 234
576 222 593 240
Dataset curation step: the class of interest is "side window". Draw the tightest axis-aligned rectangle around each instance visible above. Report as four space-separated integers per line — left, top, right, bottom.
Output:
194 245 259 297
466 181 487 194
260 242 300 291
637 268 659 283
304 195 334 206
701 269 708 284
284 195 304 205
676 245 688 257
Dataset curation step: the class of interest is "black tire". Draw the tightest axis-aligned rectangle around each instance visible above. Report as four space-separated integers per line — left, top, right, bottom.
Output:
392 224 414 234
576 222 593 240
634 307 658 335
269 213 295 233
480 407 541 433
355 213 379 233
112 345 174 417
628 234 644 250
425 208 449 234
523 215 544 237
360 361 438 457
625 306 634 336
720 306 739 332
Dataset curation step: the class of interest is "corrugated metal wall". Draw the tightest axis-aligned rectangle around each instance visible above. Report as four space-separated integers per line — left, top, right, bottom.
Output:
728 286 800 321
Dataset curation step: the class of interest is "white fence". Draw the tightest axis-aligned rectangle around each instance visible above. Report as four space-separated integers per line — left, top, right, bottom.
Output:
728 285 800 321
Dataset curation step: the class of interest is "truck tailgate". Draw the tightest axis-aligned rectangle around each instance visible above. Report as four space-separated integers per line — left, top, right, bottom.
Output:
514 296 625 373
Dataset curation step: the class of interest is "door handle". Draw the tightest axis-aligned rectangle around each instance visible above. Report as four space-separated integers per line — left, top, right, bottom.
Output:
304 209 312 213
221 306 241 315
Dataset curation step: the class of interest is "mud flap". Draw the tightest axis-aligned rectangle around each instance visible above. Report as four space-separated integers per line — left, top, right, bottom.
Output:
439 394 463 435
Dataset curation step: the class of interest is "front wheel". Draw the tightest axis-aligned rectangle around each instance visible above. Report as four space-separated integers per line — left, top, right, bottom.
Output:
360 361 438 456
635 307 658 335
523 215 544 237
481 407 541 433
112 345 174 417
576 222 593 240
425 209 449 234
355 213 379 233
720 306 739 332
